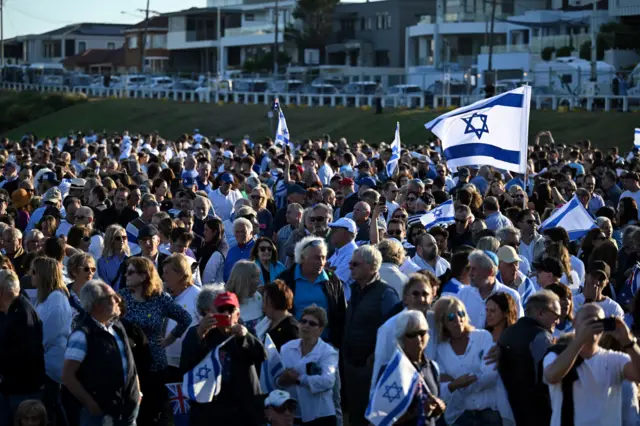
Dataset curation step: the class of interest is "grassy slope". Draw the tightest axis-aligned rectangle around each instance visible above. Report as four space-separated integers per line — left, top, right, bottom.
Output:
4 99 640 151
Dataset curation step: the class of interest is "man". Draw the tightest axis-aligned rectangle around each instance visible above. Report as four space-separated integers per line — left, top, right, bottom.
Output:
457 250 523 328
126 199 160 253
340 177 375 218
316 149 334 186
3 228 27 278
543 303 640 426
435 163 455 192
0 162 19 195
180 291 266 426
135 224 169 273
620 172 640 219
26 187 63 233
583 174 605 215
447 205 474 249
208 173 242 221
573 261 624 318
381 181 400 220
62 280 141 426
75 206 104 260
602 169 622 208
196 161 213 193
495 245 534 294
309 203 332 239
470 165 491 194
97 187 140 232
88 186 109 215
517 209 545 267
405 233 450 278
127 188 142 216
343 245 400 426
450 167 470 196
178 210 204 257
0 270 45 426
499 290 561 426
327 217 358 301
264 390 296 426
376 239 409 297
483 196 512 231
273 184 306 234
55 196 81 237
223 218 256 281
351 201 371 243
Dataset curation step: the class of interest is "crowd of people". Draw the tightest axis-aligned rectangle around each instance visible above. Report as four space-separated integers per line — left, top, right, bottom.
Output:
0 129 640 426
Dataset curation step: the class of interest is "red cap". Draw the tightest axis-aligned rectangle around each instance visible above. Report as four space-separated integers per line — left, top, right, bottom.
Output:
340 178 354 186
214 291 239 308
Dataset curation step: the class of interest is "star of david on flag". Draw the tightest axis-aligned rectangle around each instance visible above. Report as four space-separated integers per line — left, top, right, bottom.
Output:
386 122 401 178
366 347 424 426
419 199 455 230
183 336 234 403
462 112 489 139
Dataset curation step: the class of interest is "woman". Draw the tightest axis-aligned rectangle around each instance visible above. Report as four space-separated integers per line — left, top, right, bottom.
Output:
38 215 58 238
11 188 32 231
152 177 173 212
227 260 264 334
251 237 285 286
545 283 574 337
256 279 300 351
596 216 617 248
162 253 202 382
97 225 130 290
391 207 409 228
546 242 580 290
119 257 192 426
24 229 45 253
32 257 72 426
614 198 639 247
13 400 47 426
485 179 511 209
485 293 518 342
66 252 96 321
278 305 339 426
66 225 91 253
250 186 274 238
433 296 513 426
578 228 607 265
201 217 226 285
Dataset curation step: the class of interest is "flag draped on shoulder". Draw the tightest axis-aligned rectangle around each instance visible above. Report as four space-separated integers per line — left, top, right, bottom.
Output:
166 383 190 426
183 336 234 403
419 199 455 230
425 86 531 174
366 347 423 426
386 122 401 178
274 99 294 151
539 195 597 241
260 333 285 394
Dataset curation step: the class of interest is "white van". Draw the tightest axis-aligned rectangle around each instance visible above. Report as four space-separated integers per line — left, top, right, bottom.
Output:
27 63 66 86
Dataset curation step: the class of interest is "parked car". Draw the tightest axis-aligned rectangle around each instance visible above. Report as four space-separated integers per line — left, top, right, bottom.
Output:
268 79 305 94
305 84 340 105
385 84 424 107
424 81 470 107
112 75 149 90
233 79 269 93
311 76 345 91
146 76 175 90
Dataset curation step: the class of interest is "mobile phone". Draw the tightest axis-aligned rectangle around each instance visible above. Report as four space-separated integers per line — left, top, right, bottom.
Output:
598 317 616 332
379 196 387 205
213 314 231 327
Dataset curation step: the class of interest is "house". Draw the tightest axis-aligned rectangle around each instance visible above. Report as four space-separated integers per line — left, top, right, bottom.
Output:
62 48 127 74
123 16 170 73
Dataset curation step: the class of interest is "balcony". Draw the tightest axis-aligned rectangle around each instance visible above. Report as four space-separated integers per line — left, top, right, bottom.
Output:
224 23 275 37
480 34 591 55
222 21 286 47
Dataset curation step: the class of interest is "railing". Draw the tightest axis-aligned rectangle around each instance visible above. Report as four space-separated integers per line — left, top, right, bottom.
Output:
2 82 640 112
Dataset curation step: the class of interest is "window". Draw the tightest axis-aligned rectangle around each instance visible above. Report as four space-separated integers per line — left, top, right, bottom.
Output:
375 50 390 66
145 34 151 48
377 14 384 29
376 13 391 30
367 17 373 30
107 42 115 50
245 13 255 21
465 0 475 13
151 34 167 48
361 17 365 31
128 36 138 49
78 41 86 53
386 15 391 29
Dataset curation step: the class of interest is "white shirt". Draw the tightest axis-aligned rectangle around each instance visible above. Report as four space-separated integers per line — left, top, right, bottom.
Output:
378 263 408 297
279 338 339 423
573 294 624 318
165 285 201 367
202 251 225 285
570 255 586 285
208 188 242 222
457 281 524 329
404 255 450 278
543 348 630 426
56 220 73 237
317 163 334 186
328 240 357 301
519 234 543 266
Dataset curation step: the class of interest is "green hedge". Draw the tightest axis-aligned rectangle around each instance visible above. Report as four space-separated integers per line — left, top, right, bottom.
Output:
0 91 88 135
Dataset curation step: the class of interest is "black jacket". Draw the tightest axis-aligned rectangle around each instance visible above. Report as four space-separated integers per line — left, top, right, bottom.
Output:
0 295 45 394
97 205 139 232
279 265 346 349
340 192 360 218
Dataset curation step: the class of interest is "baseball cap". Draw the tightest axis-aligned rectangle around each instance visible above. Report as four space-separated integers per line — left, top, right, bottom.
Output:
222 150 234 159
220 173 234 184
357 177 377 189
497 246 520 264
70 178 86 189
287 184 307 196
183 176 196 187
328 217 357 234
41 171 60 185
214 291 239 308
588 260 610 281
534 257 564 278
43 188 62 204
357 161 371 170
138 224 159 240
236 205 257 218
264 390 296 409
484 251 499 267
340 178 354 186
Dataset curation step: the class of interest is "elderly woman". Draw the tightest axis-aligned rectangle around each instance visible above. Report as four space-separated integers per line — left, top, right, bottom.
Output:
66 252 96 320
250 186 273 238
485 292 518 342
97 225 130 290
162 253 202 381
223 217 256 281
279 236 346 349
227 260 264 334
373 310 445 426
256 279 300 351
32 257 73 426
24 229 45 253
251 237 285 286
433 296 513 426
119 256 191 426
278 305 339 426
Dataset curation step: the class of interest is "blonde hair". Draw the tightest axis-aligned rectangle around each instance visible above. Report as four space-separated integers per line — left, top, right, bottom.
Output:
67 252 96 280
433 296 474 342
102 225 130 258
226 260 260 304
33 257 68 303
251 187 268 211
547 242 574 287
163 253 193 285
127 257 163 299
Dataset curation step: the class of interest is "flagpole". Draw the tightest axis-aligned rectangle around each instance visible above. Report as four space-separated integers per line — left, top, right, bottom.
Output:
523 167 528 209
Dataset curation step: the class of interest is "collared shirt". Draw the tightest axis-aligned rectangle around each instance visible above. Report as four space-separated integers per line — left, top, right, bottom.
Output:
223 239 255 281
36 290 73 383
196 177 212 193
97 254 127 290
293 265 330 339
208 188 242 222
458 280 523 328
588 193 605 215
328 240 357 301
441 277 465 296
484 211 513 231
317 163 334 186
405 255 450 278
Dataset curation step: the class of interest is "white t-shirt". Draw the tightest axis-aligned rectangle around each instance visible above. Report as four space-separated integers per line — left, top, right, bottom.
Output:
240 292 264 335
573 294 624 318
165 285 201 368
543 348 630 426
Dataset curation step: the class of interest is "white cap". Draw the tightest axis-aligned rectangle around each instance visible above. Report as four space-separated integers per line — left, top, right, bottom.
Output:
328 217 357 234
223 150 234 159
264 390 296 408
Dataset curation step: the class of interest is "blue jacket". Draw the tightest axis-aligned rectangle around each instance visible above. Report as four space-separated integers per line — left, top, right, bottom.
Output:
254 260 285 286
223 239 256 281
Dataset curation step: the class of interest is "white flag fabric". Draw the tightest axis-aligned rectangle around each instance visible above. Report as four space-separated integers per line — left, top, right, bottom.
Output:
539 195 597 241
386 122 401 177
635 128 640 148
275 101 294 151
365 347 422 426
425 86 531 174
419 199 455 230
259 334 284 394
183 336 234 403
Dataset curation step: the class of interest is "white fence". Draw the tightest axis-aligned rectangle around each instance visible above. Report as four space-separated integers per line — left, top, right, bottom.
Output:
2 82 640 112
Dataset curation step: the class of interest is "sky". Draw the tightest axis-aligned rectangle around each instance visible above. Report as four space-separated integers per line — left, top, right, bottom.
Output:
3 0 204 38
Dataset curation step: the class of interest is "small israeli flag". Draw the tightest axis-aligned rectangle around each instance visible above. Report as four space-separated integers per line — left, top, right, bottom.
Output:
366 347 423 426
386 122 401 177
260 334 284 394
539 195 597 241
634 128 640 149
183 336 234 403
419 199 455 230
425 86 531 174
275 106 294 150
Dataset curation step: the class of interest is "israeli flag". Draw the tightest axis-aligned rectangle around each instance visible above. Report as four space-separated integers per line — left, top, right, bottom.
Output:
260 334 284 394
634 128 640 149
386 122 401 177
425 86 531 174
419 199 455 230
275 101 294 150
539 195 597 241
366 347 423 426
183 336 234 403
120 136 132 160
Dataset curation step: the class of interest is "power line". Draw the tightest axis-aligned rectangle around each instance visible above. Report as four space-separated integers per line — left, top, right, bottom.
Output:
6 5 75 26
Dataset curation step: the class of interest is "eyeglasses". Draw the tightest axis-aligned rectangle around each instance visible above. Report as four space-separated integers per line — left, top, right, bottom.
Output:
405 329 428 339
83 236 91 242
259 246 273 253
300 318 320 327
83 266 97 273
407 197 417 202
75 216 87 221
114 235 127 242
447 310 466 322
545 307 562 318
310 216 327 223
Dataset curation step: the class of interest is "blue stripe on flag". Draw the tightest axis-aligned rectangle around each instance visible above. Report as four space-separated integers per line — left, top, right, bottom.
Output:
186 370 196 401
542 197 580 229
379 374 420 426
271 362 283 377
426 93 524 130
443 143 520 165
365 352 402 418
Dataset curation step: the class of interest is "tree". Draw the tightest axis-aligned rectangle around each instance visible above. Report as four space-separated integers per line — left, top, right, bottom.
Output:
541 46 555 61
286 0 339 64
556 46 573 58
578 39 606 62
243 51 291 73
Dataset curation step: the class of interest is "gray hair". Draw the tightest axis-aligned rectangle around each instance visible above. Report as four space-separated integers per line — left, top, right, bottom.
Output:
246 176 261 192
476 236 500 253
76 206 94 218
79 279 112 312
377 239 405 265
196 285 225 318
395 310 428 348
496 226 521 243
233 217 252 231
311 203 333 218
0 269 20 295
0 223 10 236
24 229 44 244
525 289 560 317
468 250 497 275
294 236 328 264
595 216 612 228
354 245 383 272
3 227 22 241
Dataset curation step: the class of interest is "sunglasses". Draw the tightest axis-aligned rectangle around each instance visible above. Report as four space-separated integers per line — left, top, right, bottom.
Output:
412 290 430 298
300 318 320 327
272 402 297 414
259 246 273 253
309 216 326 223
83 236 91 242
407 197 417 202
218 306 235 314
387 230 403 237
394 214 408 220
75 216 87 221
405 329 428 339
83 266 97 273
525 220 536 225
0 199 7 204
114 235 127 242
447 310 466 321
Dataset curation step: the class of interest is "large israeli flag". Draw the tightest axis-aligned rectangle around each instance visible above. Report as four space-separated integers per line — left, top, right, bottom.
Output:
420 199 455 230
386 122 401 177
260 334 284 394
539 195 597 241
366 347 423 426
275 100 294 150
634 128 640 149
183 336 234 403
425 86 531 174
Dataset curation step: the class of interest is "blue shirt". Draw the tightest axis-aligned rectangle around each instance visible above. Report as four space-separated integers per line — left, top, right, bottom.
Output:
223 239 255 281
470 175 488 194
484 211 513 231
568 162 585 176
255 260 285 286
97 254 127 290
196 177 212 193
441 278 464 295
293 265 331 339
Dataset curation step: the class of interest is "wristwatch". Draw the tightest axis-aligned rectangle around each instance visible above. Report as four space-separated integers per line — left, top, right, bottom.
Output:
623 337 638 350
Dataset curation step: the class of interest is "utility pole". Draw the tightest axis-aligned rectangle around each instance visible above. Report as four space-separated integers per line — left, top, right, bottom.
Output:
484 0 497 98
217 5 223 78
139 0 150 73
1 0 5 68
273 0 279 75
590 0 597 82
